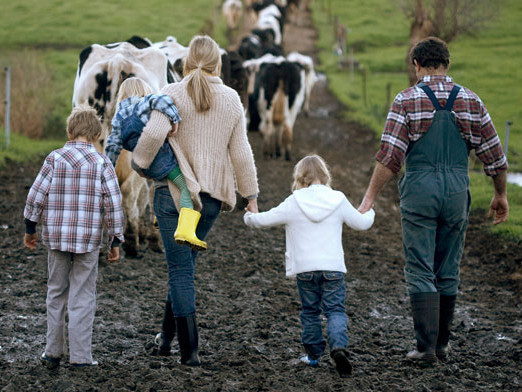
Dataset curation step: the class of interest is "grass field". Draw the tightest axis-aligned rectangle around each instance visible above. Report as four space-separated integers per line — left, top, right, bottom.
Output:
0 0 228 140
311 0 522 240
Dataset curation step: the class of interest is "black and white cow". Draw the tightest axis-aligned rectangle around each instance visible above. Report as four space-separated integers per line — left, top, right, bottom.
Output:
72 39 170 257
286 51 317 115
252 60 306 160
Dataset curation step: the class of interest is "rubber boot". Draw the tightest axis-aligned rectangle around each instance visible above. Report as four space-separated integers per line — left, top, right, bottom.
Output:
331 348 352 378
436 295 456 361
175 314 200 366
154 300 176 356
406 292 440 364
174 208 207 251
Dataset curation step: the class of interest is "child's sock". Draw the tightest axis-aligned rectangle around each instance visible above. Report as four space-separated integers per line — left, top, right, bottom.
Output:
167 167 194 210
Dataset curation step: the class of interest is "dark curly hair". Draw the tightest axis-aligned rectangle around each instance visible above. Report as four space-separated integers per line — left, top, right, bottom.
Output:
410 37 450 69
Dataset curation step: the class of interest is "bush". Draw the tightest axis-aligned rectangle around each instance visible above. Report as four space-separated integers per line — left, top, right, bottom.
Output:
0 50 53 139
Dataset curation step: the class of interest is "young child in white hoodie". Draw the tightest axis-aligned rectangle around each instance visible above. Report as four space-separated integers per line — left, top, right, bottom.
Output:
244 155 375 378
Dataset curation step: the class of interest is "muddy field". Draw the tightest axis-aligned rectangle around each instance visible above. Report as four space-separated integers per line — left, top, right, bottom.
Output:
1 6 522 392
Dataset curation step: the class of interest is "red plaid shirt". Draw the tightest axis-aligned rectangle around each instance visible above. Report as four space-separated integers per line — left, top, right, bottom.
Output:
24 141 125 253
376 75 508 176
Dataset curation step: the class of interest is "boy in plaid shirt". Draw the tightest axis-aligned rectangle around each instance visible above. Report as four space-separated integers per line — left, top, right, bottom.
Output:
24 106 125 368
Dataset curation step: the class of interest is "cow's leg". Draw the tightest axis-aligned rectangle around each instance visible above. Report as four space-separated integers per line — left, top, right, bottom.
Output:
282 123 293 161
120 180 141 258
139 180 162 253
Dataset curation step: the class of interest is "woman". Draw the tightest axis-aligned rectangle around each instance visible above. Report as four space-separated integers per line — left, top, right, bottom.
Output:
132 35 259 366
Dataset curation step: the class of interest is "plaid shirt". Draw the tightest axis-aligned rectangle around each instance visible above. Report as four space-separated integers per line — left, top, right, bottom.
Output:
24 141 125 253
105 94 181 166
376 75 508 176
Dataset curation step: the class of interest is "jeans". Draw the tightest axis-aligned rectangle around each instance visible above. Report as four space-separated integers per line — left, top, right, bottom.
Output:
296 271 348 359
154 186 221 317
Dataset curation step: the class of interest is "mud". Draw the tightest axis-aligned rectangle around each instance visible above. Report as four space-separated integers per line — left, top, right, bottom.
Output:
1 5 521 392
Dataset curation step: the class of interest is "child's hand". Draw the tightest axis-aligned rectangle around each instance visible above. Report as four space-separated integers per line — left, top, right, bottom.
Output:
107 247 120 263
24 233 38 250
168 123 179 137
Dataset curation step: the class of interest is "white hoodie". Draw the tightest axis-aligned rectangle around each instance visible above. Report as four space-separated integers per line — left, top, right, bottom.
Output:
244 184 375 277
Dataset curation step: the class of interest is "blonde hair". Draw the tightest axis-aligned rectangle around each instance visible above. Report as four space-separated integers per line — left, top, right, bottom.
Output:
292 154 332 191
183 35 222 112
66 105 102 142
116 77 154 105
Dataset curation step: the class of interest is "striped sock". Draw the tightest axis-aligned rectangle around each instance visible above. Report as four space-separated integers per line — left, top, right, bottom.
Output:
167 167 194 210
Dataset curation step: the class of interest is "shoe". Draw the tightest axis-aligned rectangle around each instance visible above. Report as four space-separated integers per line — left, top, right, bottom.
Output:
154 332 172 356
331 349 352 377
436 342 451 361
406 349 437 363
153 216 159 231
70 360 99 368
407 292 439 364
40 353 61 369
300 355 319 367
174 208 207 251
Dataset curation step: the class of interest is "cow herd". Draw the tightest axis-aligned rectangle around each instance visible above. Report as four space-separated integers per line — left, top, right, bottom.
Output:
71 0 316 256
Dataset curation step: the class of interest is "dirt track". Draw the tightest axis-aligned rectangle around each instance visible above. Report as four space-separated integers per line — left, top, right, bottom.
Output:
1 4 522 392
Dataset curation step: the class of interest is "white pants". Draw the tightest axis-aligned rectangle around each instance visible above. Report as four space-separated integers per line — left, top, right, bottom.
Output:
45 249 98 364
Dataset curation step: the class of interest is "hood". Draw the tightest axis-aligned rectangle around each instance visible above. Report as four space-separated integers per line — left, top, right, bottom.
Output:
293 184 345 222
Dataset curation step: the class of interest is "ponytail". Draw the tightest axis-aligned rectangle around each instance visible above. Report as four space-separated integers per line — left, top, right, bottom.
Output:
184 35 222 112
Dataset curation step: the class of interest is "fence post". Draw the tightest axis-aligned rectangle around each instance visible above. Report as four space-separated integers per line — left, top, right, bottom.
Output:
4 66 10 149
504 120 512 159
360 65 367 107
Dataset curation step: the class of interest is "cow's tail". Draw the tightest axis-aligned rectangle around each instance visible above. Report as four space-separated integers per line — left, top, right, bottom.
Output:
272 79 285 126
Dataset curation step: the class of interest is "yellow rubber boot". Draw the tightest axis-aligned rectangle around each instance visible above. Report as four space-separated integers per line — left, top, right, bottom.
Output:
174 208 207 251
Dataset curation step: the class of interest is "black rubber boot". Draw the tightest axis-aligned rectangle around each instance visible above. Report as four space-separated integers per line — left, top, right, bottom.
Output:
436 295 456 361
154 300 176 356
175 313 200 366
406 292 440 364
331 348 352 378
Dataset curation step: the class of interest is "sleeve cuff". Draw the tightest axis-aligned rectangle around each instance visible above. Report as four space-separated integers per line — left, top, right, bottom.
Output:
24 218 37 234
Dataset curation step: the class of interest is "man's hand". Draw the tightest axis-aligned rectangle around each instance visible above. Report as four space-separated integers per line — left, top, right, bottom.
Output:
107 247 120 263
24 233 37 250
489 195 509 225
245 198 259 213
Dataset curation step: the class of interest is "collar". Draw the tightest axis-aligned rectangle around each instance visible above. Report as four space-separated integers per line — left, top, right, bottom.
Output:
65 141 96 150
419 75 453 84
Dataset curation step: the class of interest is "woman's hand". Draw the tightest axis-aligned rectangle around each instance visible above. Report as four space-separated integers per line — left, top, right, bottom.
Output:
245 198 259 213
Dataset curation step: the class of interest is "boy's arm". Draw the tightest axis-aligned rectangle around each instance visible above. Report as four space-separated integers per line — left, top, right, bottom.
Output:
243 197 291 228
148 94 182 126
101 161 125 248
342 198 375 231
24 155 53 223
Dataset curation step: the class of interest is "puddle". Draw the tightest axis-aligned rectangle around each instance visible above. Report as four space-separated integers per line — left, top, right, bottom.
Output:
507 173 522 186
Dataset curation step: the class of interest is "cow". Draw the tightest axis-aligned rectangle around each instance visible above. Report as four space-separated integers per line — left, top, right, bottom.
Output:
255 4 284 45
253 60 306 160
222 0 243 30
286 51 317 115
72 40 169 257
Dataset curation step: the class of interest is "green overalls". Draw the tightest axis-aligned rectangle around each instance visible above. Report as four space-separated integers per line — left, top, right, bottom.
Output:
399 83 471 296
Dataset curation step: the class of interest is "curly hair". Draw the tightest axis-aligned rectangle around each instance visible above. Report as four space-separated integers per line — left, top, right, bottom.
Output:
410 37 450 69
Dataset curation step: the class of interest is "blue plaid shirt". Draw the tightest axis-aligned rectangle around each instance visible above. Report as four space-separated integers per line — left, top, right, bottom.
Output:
105 94 181 166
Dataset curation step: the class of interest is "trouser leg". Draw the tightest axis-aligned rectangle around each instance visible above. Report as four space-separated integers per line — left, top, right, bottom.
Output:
67 250 99 364
45 250 72 358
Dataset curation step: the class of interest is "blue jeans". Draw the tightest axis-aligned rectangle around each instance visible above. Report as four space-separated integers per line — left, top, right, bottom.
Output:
296 271 349 359
154 187 221 317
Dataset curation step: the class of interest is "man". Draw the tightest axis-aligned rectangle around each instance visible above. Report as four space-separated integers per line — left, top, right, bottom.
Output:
358 37 509 364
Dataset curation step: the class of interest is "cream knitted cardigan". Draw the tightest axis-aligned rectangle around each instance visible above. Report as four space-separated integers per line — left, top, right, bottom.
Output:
132 76 259 212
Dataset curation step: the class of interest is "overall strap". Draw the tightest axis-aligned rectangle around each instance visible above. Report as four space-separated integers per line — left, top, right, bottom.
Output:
418 82 441 110
443 85 461 111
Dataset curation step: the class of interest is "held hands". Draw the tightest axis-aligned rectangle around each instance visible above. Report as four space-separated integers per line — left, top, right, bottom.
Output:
107 247 120 263
489 195 509 225
24 233 37 250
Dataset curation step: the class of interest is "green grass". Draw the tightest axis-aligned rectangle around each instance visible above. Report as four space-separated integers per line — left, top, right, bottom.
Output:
0 0 226 141
312 0 522 240
0 131 64 168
